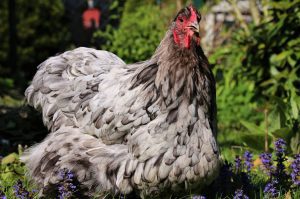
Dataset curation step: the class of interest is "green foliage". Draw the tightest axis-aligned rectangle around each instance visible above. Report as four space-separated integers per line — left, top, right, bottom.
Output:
94 3 168 63
0 95 23 107
0 147 38 198
0 77 14 93
211 0 300 156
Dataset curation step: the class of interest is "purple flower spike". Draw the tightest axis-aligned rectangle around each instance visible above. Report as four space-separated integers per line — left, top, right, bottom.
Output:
291 154 300 186
260 153 274 176
57 169 77 199
233 189 249 199
264 180 279 198
274 138 287 179
13 180 31 199
274 138 286 155
243 151 253 172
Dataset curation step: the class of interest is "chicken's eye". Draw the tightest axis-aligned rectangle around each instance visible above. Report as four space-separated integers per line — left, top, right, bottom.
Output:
178 17 184 23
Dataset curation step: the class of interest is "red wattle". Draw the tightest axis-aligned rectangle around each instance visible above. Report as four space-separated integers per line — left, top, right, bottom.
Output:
173 30 180 45
184 35 191 48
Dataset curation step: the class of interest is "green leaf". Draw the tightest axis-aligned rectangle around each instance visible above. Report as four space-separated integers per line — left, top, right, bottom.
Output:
291 97 299 119
239 133 271 151
1 153 18 165
1 170 15 181
270 127 292 141
287 56 297 67
269 108 282 132
240 120 265 135
290 133 300 154
270 50 292 65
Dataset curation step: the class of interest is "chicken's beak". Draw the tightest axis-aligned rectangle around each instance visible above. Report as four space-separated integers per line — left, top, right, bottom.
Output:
187 21 200 33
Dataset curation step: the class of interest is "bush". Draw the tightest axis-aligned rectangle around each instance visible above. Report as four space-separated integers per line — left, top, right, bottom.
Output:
94 2 169 63
210 0 300 156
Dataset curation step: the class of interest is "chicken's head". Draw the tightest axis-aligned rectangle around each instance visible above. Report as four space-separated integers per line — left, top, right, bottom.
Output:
172 6 201 49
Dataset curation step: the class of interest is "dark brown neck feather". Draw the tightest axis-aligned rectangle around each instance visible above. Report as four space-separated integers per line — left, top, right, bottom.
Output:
152 30 212 105
130 29 214 110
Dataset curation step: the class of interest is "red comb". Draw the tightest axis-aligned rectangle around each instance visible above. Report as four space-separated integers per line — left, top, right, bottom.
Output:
189 6 197 21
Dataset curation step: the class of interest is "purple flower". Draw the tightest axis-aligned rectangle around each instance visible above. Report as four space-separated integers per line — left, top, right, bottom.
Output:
274 138 286 155
233 189 249 199
274 138 287 180
13 180 31 199
243 151 253 172
291 154 300 186
264 180 279 198
260 153 274 176
0 187 6 199
59 169 74 180
235 156 242 172
57 169 77 199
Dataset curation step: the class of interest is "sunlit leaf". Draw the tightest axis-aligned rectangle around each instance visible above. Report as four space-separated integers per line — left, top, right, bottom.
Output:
291 97 299 119
1 153 18 165
270 51 293 65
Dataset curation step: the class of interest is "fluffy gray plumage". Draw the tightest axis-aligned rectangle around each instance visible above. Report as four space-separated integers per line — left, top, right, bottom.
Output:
22 6 221 198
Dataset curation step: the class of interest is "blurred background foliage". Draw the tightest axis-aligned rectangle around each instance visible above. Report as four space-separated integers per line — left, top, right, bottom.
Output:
0 0 299 161
210 0 300 159
94 3 168 63
0 0 71 91
0 0 72 154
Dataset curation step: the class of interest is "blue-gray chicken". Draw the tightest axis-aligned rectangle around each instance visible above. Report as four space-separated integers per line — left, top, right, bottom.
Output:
22 6 221 197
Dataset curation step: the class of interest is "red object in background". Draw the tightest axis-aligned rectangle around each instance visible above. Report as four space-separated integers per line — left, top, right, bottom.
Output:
82 8 101 29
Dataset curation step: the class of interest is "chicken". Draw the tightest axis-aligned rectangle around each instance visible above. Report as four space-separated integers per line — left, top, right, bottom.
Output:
22 6 221 197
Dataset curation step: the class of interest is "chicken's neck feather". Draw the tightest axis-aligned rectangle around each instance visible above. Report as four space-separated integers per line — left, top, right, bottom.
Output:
156 30 212 103
130 30 214 111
